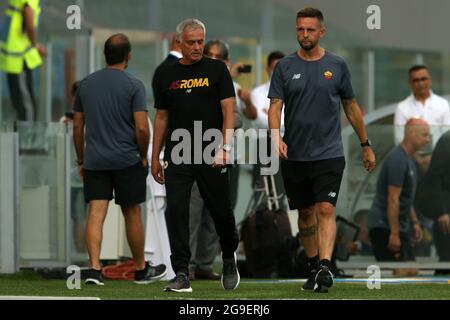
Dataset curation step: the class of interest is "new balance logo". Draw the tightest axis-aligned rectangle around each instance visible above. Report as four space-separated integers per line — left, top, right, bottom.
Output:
328 192 337 198
292 73 301 80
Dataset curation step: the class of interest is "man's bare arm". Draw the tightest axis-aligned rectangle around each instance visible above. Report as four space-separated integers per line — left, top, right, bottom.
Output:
151 109 168 184
268 98 283 132
342 98 368 142
152 109 168 161
134 111 150 165
268 98 287 159
342 98 376 172
73 111 85 165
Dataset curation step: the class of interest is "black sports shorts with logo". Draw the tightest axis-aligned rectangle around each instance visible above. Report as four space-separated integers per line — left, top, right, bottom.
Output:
280 157 345 210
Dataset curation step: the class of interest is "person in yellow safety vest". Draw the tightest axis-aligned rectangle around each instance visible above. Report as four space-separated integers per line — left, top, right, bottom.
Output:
0 0 46 121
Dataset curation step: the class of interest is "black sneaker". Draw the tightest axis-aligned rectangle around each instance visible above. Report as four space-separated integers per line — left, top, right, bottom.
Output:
314 266 334 293
221 253 240 290
84 268 104 286
301 269 317 291
164 273 192 293
134 261 167 284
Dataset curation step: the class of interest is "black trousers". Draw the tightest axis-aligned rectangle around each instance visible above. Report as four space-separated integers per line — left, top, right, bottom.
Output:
433 221 450 261
6 66 36 121
369 228 415 261
164 162 239 275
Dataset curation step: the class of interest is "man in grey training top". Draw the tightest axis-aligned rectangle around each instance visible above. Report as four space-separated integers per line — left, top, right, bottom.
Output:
268 7 376 293
73 33 166 285
368 118 427 272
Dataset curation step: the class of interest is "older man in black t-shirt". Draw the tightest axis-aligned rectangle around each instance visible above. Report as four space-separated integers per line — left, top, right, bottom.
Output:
151 19 240 293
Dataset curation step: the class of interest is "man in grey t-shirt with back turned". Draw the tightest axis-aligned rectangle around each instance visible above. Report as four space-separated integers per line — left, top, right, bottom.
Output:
268 7 376 293
73 33 166 285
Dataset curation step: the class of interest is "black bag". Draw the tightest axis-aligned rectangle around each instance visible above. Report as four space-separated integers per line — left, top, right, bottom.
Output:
240 175 296 278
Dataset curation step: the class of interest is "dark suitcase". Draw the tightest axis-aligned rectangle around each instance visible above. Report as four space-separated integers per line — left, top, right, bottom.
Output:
240 175 293 278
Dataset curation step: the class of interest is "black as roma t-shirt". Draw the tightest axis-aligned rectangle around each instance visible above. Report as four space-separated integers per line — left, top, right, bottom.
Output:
153 57 235 163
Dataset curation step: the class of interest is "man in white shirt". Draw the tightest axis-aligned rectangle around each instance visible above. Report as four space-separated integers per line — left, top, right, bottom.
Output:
250 51 287 210
394 65 450 147
251 51 285 132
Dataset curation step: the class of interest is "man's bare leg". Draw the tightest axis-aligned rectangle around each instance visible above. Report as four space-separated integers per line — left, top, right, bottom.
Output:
298 206 318 258
314 201 336 292
298 206 320 290
315 202 336 261
85 200 109 270
121 204 146 270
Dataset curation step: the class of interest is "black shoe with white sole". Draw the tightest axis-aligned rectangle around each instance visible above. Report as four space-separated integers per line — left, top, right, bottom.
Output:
134 261 167 284
84 268 104 286
301 269 317 291
221 253 240 290
164 273 193 293
314 266 334 293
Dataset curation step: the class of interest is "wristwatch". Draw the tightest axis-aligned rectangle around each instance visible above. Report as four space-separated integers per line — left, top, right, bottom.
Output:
222 143 232 152
360 139 371 148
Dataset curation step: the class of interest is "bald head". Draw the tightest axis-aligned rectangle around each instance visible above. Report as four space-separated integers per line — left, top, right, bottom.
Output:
404 118 429 134
403 117 430 152
170 34 182 53
104 33 131 65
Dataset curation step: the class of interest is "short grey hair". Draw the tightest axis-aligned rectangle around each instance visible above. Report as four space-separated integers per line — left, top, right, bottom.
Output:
175 18 206 42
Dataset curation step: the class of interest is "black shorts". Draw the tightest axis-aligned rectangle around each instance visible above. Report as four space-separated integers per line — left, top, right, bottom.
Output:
369 228 415 261
280 157 345 210
83 162 148 207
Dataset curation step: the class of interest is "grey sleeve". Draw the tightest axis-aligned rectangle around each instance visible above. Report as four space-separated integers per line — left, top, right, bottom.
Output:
386 156 407 188
132 80 148 112
268 62 284 100
339 61 355 100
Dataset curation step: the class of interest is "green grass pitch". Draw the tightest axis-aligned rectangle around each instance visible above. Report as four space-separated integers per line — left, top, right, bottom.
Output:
0 271 449 300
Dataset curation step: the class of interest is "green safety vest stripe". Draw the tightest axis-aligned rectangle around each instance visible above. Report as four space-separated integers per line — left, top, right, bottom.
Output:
7 5 22 13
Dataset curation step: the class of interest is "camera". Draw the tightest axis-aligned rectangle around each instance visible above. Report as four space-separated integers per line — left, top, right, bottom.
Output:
237 64 252 73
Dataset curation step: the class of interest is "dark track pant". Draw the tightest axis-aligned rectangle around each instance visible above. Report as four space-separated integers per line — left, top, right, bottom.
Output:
164 163 239 275
6 66 36 121
433 221 450 261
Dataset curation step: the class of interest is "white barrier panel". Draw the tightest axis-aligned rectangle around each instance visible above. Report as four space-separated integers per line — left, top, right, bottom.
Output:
0 133 19 273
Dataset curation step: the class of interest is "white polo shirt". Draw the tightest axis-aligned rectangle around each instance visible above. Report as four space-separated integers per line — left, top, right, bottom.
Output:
250 81 285 134
394 91 450 146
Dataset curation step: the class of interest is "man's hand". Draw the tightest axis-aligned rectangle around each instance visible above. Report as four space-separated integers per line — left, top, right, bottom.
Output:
362 147 376 172
412 224 423 242
229 62 245 78
212 148 229 168
388 233 401 254
437 213 450 235
238 88 251 103
77 165 84 180
36 43 47 58
272 135 288 160
151 158 165 184
141 158 149 168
